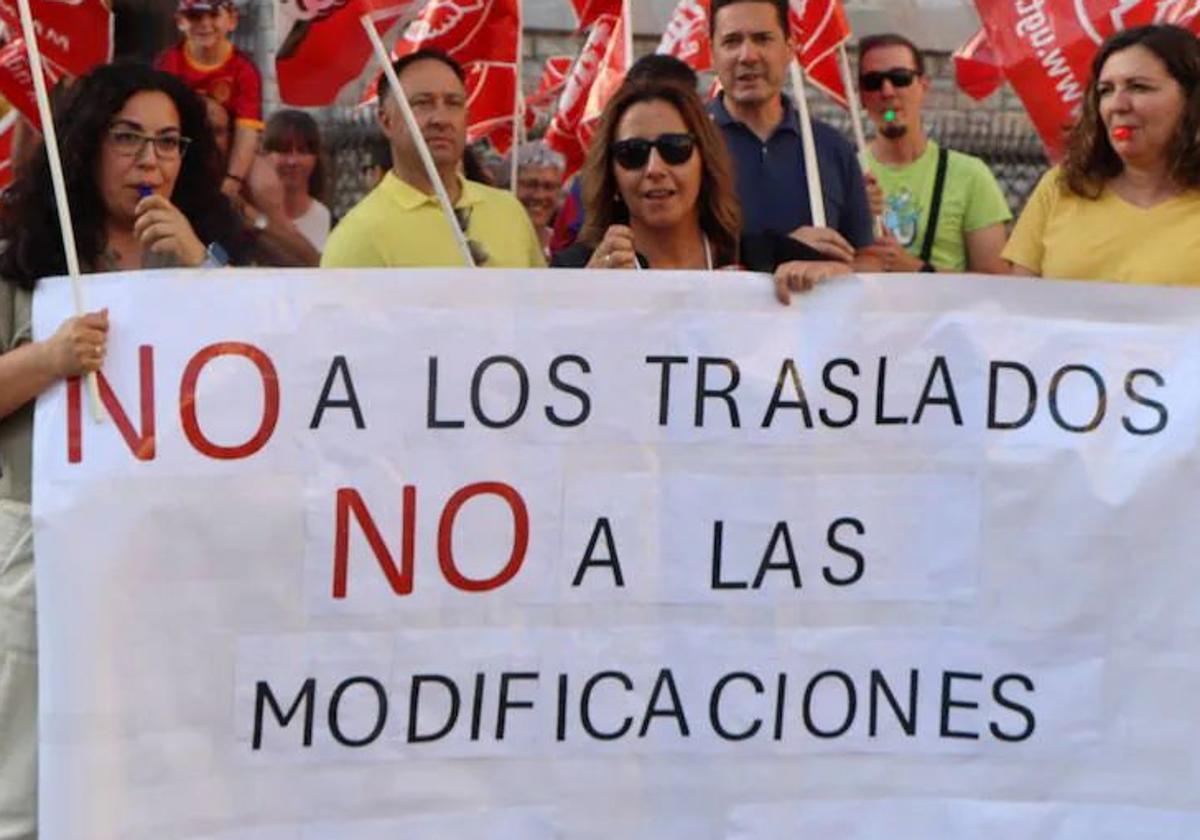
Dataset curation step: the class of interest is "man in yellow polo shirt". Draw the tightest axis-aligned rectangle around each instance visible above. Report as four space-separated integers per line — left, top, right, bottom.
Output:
322 50 546 269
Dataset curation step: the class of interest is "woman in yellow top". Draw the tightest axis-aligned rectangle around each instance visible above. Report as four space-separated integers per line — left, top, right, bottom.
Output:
1004 25 1200 286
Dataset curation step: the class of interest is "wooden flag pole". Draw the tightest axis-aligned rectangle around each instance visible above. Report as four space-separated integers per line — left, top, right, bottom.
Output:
789 59 827 228
361 15 477 267
17 0 104 421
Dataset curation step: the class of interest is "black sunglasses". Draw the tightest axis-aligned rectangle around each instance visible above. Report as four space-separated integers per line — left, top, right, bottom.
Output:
611 133 696 170
453 207 490 266
859 68 919 92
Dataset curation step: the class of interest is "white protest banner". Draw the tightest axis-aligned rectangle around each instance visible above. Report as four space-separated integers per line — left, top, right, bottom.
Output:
31 268 1200 839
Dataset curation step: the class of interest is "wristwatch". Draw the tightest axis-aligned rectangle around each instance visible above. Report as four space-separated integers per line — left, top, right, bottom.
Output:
201 242 230 268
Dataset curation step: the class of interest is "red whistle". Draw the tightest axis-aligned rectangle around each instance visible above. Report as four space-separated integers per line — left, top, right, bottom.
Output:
1112 126 1133 141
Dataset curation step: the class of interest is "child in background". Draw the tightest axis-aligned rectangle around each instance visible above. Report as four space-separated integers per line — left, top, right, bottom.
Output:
156 0 262 198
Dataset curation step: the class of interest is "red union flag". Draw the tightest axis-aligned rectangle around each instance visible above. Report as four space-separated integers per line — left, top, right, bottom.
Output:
391 0 521 150
395 0 520 63
1074 0 1200 43
657 0 711 72
569 0 621 30
275 0 428 106
789 0 852 107
516 55 573 138
953 28 1004 102
0 36 63 131
527 55 573 110
545 12 628 177
0 0 112 78
463 61 517 151
972 0 1200 159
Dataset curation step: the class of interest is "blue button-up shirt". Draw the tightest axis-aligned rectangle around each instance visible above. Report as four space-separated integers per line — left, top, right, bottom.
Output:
709 94 874 247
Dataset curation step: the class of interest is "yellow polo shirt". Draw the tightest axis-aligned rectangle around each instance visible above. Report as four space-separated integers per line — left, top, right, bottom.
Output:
1004 167 1200 286
321 173 546 269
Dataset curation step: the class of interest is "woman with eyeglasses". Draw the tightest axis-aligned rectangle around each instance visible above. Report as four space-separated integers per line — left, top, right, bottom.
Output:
1005 25 1200 285
0 61 241 834
551 79 850 303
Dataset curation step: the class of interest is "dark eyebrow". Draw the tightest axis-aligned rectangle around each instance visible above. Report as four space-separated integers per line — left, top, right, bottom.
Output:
110 118 182 135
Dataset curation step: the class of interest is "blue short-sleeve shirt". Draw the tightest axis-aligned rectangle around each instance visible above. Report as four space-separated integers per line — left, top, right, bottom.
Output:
710 94 874 247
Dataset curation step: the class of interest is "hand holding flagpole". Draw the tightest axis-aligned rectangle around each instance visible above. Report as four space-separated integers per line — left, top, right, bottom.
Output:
361 15 477 268
16 0 104 421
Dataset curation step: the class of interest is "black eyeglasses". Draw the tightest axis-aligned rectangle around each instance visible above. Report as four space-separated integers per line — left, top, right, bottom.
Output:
611 133 696 170
859 68 919 92
107 127 192 159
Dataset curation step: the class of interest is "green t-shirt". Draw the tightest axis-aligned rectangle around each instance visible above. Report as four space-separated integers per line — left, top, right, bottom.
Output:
866 141 1012 272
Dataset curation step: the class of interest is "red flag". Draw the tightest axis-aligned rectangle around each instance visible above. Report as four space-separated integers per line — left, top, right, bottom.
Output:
568 0 621 31
789 0 852 107
545 12 628 178
0 0 111 79
0 108 18 190
395 0 520 63
0 36 62 131
526 55 573 111
972 0 1200 158
275 0 428 106
656 0 711 73
465 61 517 151
953 28 1003 102
488 55 571 150
391 0 521 150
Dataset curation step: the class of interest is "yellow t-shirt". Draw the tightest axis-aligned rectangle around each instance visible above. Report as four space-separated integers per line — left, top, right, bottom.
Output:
321 173 546 269
1003 167 1200 286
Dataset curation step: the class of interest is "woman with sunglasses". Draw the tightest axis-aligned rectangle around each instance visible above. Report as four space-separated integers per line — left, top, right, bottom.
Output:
1005 25 1200 285
551 79 850 303
0 61 240 835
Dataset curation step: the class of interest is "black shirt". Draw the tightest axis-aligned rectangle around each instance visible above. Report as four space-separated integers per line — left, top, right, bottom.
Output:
551 232 826 270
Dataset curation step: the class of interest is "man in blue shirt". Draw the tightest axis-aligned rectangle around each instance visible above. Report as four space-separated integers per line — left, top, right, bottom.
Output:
707 0 874 260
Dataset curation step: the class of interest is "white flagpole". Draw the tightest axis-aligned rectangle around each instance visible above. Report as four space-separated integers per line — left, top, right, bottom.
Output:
361 15 477 267
16 0 104 421
837 43 869 164
622 0 634 68
510 0 523 193
789 59 827 228
837 41 882 238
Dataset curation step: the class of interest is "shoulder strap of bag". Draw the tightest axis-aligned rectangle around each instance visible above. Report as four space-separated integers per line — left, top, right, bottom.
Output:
919 146 950 264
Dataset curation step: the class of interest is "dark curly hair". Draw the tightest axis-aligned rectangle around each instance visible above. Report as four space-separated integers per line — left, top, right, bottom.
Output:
0 61 243 289
580 79 742 267
1062 25 1200 199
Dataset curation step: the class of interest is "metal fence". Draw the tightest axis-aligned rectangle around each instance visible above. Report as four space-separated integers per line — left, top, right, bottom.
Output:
320 107 1049 227
316 46 1051 225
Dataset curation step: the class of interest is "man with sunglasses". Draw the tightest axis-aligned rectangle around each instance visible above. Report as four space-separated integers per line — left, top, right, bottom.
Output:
707 0 874 263
322 50 544 269
156 0 263 200
856 33 1011 274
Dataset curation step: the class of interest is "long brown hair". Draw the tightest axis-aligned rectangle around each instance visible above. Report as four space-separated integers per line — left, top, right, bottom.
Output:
1062 24 1200 199
580 80 742 266
264 109 329 204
